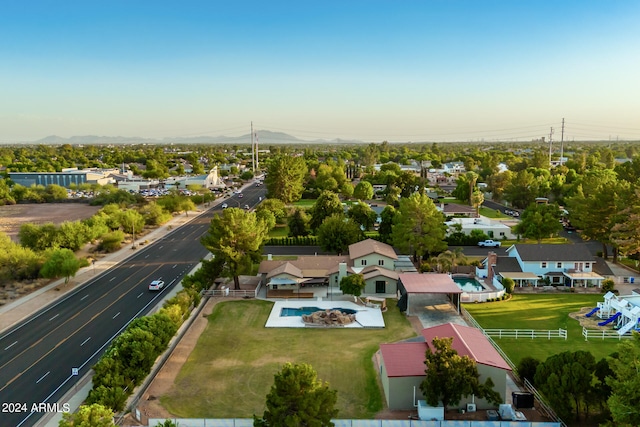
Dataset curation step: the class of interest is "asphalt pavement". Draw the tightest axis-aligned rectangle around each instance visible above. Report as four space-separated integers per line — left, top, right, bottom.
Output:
0 182 266 427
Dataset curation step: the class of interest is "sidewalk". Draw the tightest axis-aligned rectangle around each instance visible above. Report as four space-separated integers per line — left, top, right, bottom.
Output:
0 208 206 334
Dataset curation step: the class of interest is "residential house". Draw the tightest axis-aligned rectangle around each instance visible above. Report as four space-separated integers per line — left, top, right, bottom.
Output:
378 323 511 410
259 239 400 296
445 216 516 240
477 244 604 288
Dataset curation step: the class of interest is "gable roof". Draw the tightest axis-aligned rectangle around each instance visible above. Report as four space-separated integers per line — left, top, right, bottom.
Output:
266 262 303 279
492 257 523 275
399 273 462 294
422 323 511 371
380 342 426 377
510 244 594 262
259 256 350 278
361 266 399 282
349 239 398 261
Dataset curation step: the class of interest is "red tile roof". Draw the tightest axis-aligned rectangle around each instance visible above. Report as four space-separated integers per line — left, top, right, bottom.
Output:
399 273 462 294
422 323 511 371
380 323 511 378
380 342 426 377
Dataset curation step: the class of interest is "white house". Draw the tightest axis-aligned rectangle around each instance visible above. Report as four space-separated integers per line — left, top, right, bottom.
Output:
446 216 516 240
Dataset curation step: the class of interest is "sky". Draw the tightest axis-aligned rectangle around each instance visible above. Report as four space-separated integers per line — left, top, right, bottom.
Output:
1 0 640 143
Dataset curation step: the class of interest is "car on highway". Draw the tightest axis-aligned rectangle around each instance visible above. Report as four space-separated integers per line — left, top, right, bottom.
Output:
221 203 228 209
244 204 250 210
238 193 244 198
148 279 165 291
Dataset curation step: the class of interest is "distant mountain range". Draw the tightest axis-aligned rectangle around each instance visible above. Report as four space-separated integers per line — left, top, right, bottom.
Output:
32 131 368 146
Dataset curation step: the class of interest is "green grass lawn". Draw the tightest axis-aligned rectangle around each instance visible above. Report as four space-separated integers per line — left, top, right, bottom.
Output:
291 199 316 208
479 206 510 219
161 299 416 419
463 294 620 365
268 224 289 237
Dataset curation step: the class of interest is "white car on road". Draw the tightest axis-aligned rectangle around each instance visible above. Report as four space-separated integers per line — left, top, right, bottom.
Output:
148 280 165 291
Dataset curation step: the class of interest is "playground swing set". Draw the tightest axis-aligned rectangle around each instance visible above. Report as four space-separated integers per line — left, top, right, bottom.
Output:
585 291 640 335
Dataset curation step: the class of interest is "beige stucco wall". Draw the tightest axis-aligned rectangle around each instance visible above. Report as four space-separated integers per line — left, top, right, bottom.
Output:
364 276 397 295
353 254 395 269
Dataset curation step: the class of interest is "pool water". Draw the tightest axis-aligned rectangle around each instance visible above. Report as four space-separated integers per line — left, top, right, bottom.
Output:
453 277 486 292
280 307 358 317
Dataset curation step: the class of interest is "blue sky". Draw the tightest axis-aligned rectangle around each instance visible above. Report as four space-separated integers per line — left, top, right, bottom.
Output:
1 1 639 142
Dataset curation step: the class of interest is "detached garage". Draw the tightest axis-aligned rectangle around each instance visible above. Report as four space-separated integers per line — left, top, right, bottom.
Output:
378 323 512 411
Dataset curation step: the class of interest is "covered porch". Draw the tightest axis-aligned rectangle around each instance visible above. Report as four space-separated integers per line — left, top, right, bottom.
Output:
499 272 540 287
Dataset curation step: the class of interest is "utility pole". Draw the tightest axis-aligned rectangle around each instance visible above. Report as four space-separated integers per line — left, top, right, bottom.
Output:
251 122 256 175
560 118 565 166
548 127 554 166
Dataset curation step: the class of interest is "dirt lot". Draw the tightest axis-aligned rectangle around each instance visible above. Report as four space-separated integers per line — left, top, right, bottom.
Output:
0 203 101 241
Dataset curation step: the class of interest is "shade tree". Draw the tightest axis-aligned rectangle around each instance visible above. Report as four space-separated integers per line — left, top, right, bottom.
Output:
420 337 501 411
254 362 338 427
392 193 447 261
309 190 344 231
200 208 269 289
316 215 363 254
265 155 308 203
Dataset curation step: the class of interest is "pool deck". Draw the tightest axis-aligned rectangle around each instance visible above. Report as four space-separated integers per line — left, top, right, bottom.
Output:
265 300 386 328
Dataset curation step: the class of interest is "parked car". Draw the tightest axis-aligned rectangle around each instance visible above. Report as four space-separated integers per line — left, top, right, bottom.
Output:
221 203 228 209
244 204 250 210
478 240 501 248
238 193 244 198
148 279 165 291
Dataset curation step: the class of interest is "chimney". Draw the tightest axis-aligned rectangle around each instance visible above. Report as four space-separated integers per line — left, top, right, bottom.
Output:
487 252 498 282
267 254 272 261
338 262 347 284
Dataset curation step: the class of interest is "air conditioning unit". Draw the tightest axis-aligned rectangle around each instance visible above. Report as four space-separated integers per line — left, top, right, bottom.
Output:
466 403 477 413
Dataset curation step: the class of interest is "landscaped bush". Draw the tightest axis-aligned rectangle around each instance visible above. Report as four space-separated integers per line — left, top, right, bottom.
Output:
87 287 201 412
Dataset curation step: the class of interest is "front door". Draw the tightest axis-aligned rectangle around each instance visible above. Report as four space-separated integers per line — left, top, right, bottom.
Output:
375 280 386 293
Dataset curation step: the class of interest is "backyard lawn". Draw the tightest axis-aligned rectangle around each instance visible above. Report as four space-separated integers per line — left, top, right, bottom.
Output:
161 299 416 419
463 294 622 365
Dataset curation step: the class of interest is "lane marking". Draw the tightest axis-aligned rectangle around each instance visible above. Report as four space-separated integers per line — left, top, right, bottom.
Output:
80 295 89 301
113 312 120 319
49 314 59 321
36 371 50 384
172 264 178 269
159 246 163 250
109 277 116 282
144 255 149 259
137 292 144 298
80 337 91 346
4 341 17 351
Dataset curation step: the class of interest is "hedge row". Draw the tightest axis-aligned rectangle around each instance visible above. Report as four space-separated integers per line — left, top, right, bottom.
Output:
86 287 200 412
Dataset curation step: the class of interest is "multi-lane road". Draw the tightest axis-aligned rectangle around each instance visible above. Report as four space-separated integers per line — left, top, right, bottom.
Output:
0 185 266 427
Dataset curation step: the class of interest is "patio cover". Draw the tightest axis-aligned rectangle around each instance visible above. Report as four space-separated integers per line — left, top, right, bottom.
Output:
500 272 539 280
268 278 297 286
399 273 462 294
564 271 604 280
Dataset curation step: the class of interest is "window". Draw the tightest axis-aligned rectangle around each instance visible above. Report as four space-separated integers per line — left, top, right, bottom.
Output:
585 262 590 268
499 232 505 236
375 281 386 293
361 260 367 266
378 259 384 266
541 262 547 268
557 262 562 268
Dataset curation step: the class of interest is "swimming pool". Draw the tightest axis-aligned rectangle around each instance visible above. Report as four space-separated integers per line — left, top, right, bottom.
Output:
453 277 486 292
281 306 358 317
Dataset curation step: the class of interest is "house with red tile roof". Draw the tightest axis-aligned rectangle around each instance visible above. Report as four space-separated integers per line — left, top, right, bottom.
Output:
378 323 511 410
